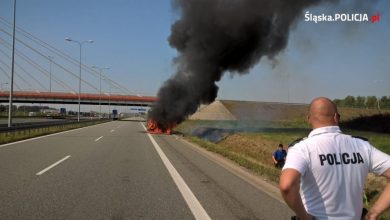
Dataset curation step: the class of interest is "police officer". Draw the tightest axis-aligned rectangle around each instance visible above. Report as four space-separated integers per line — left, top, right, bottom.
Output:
272 144 287 168
279 97 390 220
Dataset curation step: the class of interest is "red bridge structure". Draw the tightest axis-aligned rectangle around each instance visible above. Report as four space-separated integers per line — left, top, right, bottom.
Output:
0 91 157 106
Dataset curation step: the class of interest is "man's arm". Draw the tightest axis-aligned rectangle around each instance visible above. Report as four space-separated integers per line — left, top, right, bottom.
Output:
365 168 390 220
280 168 313 220
272 153 277 164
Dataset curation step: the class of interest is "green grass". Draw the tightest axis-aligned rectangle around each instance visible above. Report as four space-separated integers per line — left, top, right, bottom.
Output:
243 131 307 144
187 136 281 182
0 120 109 145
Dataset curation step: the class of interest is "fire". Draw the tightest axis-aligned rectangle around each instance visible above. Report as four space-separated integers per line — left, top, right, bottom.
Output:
146 119 175 135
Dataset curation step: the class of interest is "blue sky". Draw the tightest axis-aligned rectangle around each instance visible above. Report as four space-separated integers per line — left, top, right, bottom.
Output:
0 0 389 103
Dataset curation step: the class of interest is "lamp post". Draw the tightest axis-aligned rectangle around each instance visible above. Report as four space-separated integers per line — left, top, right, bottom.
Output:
8 0 16 128
48 56 54 92
65 37 93 122
92 66 109 119
108 84 111 119
104 83 112 119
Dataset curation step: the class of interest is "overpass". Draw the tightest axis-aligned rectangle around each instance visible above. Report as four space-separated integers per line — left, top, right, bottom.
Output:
0 91 157 106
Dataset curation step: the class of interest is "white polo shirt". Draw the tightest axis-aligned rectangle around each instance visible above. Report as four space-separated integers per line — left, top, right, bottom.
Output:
283 126 390 220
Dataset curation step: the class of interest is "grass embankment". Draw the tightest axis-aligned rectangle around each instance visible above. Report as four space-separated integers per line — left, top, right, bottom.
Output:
187 135 282 182
176 120 309 182
176 116 390 219
0 120 110 145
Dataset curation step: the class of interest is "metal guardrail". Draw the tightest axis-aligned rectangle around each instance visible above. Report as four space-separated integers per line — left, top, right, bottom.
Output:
0 119 110 133
0 119 111 145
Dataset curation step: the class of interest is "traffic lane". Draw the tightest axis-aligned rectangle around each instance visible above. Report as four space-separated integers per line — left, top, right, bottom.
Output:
154 134 293 219
0 121 117 213
0 120 116 180
0 120 118 173
0 121 194 219
70 120 193 219
57 120 121 138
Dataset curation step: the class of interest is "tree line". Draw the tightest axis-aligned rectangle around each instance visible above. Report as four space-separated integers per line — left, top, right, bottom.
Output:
334 96 390 109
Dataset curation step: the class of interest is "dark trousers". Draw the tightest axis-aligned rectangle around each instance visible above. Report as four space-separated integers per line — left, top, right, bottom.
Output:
275 160 285 168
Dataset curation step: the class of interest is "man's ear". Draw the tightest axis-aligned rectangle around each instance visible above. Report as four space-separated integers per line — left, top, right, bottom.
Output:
334 113 340 124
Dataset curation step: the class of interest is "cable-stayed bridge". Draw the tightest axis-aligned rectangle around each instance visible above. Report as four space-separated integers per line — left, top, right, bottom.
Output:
0 16 156 107
0 91 156 106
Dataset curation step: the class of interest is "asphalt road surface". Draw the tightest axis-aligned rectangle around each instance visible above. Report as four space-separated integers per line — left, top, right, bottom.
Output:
0 121 293 219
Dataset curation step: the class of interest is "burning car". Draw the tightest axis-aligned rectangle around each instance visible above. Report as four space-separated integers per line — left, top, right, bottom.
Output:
146 119 175 135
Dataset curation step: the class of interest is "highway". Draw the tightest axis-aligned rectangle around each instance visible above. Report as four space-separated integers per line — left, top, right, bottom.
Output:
0 120 293 219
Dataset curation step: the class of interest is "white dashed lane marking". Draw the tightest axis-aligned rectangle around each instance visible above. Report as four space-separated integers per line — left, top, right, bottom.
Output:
36 155 71 176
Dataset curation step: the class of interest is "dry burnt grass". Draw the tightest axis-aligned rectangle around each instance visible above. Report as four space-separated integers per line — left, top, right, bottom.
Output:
340 113 390 134
177 120 311 182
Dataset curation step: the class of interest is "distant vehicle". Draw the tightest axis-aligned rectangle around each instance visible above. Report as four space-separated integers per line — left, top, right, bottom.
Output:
42 109 59 117
112 109 118 120
59 108 66 118
130 107 148 116
28 112 36 117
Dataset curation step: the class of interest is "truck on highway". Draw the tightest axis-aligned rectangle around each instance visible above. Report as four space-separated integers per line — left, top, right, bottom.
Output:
112 109 118 120
59 108 66 118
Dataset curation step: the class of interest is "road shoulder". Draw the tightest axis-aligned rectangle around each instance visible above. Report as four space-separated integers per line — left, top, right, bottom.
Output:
174 134 284 203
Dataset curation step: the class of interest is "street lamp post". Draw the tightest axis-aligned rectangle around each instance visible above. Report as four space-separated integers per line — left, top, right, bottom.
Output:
104 83 112 119
48 56 54 92
8 0 16 128
108 84 111 119
92 66 109 119
65 37 93 122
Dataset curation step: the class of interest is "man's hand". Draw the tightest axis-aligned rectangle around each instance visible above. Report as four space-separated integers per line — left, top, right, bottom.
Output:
365 169 390 220
364 209 379 220
272 156 278 165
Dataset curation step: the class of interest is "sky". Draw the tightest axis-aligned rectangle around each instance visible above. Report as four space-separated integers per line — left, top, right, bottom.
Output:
0 0 389 104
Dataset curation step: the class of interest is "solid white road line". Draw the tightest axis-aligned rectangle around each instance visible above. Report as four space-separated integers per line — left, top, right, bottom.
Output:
0 122 111 149
95 136 103 142
110 129 115 133
117 125 120 129
36 155 71 176
140 122 211 220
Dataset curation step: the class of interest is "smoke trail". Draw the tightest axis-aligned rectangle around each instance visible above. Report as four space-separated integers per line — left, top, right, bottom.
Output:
149 0 334 130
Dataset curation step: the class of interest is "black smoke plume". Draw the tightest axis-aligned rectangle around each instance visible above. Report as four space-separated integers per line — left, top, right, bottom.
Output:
149 0 332 130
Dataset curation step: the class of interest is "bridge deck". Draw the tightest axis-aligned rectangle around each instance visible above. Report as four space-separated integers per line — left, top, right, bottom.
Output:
0 91 156 106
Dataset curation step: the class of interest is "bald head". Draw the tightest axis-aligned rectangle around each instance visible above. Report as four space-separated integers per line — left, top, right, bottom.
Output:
308 97 340 129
